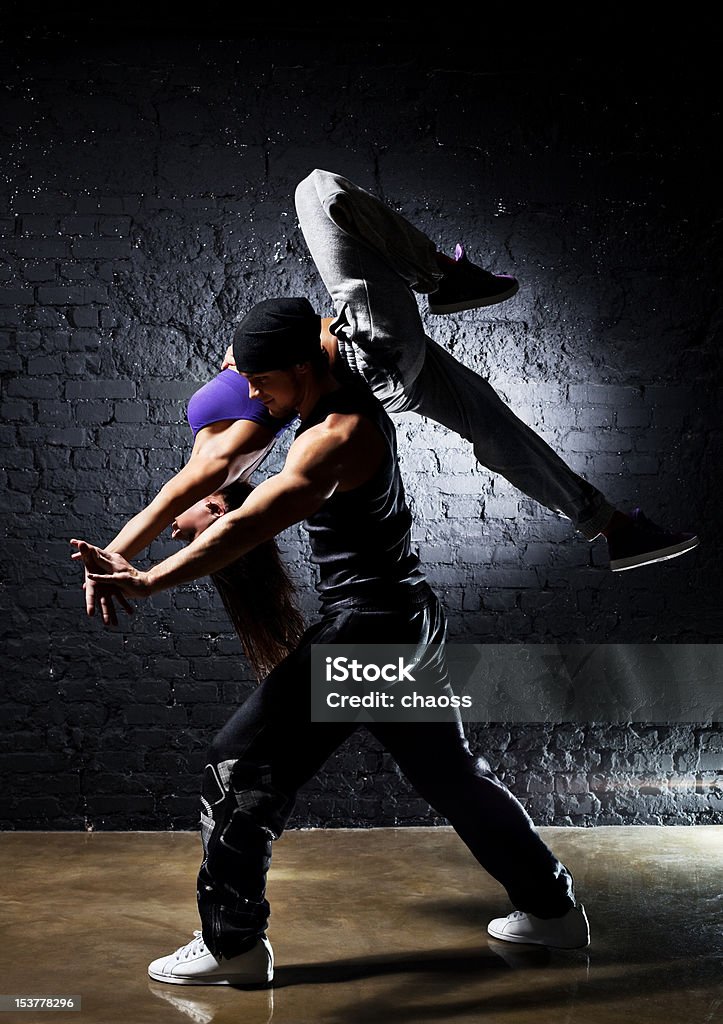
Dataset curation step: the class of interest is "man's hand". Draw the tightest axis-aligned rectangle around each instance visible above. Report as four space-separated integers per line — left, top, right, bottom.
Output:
71 539 134 625
70 540 150 625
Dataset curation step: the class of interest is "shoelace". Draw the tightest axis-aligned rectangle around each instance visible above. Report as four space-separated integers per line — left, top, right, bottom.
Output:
508 911 527 920
174 930 207 961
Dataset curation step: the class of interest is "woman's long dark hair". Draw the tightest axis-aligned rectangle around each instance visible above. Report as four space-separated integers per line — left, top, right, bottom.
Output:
210 480 306 678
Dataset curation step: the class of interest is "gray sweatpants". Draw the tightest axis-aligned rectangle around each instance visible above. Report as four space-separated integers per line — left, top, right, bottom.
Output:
294 168 615 539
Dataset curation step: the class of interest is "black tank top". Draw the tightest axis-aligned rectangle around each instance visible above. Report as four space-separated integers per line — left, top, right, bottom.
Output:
295 381 428 609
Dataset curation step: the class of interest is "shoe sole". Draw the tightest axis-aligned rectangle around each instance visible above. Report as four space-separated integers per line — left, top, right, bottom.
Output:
148 967 272 986
429 281 520 313
610 535 699 571
487 926 590 949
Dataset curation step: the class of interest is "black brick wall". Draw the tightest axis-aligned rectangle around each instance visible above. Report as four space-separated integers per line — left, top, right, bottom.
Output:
1 14 721 831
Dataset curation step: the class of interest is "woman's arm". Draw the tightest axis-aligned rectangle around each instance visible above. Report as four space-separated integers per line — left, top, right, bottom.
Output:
105 418 278 559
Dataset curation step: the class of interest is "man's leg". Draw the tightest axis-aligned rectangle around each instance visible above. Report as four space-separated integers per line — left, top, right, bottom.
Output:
406 336 699 550
196 661 354 960
295 169 698 557
295 169 613 534
295 167 434 412
408 336 615 539
340 592 579 930
373 717 575 916
149 595 450 983
148 619 356 984
371 716 589 947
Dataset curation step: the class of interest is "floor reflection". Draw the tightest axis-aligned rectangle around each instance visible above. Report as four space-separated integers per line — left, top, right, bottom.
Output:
1 826 720 1023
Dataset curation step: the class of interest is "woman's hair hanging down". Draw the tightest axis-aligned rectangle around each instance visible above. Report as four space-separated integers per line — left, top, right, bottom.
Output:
210 480 306 679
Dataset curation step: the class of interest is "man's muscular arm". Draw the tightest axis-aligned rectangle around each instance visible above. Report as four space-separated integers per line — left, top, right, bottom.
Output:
102 418 278 560
72 413 384 607
71 417 278 624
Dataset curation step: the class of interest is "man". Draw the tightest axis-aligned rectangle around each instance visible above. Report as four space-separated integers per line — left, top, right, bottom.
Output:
73 297 590 986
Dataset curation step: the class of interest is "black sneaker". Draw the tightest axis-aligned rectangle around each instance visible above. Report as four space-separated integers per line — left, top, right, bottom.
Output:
607 508 699 571
428 243 519 314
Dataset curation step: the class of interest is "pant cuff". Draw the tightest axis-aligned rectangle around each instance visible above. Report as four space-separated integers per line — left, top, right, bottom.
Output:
577 499 617 540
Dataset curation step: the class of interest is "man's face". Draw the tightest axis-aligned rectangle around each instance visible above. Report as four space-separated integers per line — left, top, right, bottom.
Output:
241 367 303 417
171 493 226 542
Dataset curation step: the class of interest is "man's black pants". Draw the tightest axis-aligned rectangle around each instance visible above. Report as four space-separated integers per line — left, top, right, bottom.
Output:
196 586 576 960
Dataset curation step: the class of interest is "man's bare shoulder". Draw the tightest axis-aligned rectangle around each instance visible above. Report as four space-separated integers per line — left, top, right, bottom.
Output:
294 409 383 449
286 410 386 490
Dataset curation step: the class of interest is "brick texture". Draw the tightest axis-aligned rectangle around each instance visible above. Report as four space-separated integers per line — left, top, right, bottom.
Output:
1 21 721 831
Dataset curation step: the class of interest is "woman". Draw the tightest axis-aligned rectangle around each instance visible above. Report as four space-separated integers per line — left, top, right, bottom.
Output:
77 367 305 672
104 366 296 561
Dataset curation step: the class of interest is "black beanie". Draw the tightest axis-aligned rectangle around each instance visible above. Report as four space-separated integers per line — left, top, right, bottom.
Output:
232 297 321 373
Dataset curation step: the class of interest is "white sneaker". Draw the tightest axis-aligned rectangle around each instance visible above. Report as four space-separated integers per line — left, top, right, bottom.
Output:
487 904 590 949
148 929 274 986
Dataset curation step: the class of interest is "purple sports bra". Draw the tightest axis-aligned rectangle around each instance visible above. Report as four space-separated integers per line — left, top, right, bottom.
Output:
186 369 296 437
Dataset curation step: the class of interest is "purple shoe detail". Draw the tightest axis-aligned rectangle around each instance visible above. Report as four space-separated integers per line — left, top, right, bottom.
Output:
429 243 519 314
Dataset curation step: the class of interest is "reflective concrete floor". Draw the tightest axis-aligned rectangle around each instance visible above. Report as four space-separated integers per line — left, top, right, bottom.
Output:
2 827 721 1024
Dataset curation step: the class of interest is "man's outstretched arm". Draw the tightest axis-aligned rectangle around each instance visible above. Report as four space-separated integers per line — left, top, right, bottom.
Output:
103 418 277 559
71 414 383 612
